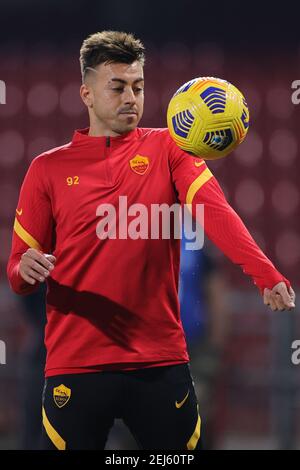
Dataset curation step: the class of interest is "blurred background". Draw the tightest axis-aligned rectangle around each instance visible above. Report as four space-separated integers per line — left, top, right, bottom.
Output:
0 0 300 450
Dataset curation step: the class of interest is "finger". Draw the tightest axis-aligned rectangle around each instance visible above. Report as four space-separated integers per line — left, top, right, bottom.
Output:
27 268 46 283
24 249 55 270
272 290 295 311
274 282 295 308
19 270 36 285
267 292 278 311
25 259 50 278
265 291 277 311
45 254 56 265
273 293 286 311
264 288 272 305
269 298 278 311
289 286 296 304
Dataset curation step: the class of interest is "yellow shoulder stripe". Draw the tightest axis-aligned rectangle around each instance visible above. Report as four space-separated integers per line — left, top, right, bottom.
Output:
42 407 66 450
14 218 41 250
186 167 213 205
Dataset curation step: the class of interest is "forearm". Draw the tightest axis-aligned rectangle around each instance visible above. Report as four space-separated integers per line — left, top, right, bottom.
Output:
193 178 290 293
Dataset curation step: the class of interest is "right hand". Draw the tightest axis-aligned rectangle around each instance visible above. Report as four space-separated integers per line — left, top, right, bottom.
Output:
19 248 56 285
264 282 296 311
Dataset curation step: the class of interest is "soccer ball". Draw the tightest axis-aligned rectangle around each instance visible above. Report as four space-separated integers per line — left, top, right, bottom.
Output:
167 77 249 160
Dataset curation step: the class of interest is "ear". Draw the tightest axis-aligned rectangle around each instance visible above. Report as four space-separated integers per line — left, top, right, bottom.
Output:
80 83 93 108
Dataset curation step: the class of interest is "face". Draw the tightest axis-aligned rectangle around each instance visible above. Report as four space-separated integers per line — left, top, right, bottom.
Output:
80 61 144 136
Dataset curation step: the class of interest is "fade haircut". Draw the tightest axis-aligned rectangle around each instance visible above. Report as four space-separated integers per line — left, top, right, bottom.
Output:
80 30 145 81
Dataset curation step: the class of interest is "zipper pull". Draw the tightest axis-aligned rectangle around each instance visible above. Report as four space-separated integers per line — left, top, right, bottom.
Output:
106 136 111 148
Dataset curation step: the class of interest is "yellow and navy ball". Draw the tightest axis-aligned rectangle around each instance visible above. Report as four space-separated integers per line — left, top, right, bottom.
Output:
167 77 249 160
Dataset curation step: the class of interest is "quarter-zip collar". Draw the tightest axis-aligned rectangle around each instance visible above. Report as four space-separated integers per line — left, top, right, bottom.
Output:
72 127 139 147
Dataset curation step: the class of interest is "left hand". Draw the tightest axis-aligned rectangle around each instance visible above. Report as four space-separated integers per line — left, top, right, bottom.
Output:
264 282 296 311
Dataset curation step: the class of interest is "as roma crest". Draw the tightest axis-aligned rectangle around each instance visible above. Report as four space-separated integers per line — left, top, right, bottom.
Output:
129 155 149 175
53 384 71 408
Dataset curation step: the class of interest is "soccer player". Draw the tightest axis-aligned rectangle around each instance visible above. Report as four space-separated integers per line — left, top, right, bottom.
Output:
7 31 295 450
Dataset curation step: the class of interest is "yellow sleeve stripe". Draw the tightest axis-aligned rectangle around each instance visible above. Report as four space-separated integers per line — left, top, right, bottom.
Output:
186 167 213 205
14 217 41 250
187 411 201 450
42 407 66 450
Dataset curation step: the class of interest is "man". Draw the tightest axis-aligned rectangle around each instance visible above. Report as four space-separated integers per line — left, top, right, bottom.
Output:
7 31 295 450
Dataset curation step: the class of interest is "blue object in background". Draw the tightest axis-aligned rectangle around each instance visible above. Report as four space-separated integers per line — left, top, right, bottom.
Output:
179 234 214 345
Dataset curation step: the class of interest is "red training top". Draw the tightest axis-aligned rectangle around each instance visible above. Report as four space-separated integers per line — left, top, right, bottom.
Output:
7 127 290 377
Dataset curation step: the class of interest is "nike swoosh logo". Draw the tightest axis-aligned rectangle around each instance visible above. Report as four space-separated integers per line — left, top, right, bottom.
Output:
175 390 190 409
194 160 205 167
16 208 23 216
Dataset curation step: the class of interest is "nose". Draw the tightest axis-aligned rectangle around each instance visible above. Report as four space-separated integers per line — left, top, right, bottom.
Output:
123 86 136 105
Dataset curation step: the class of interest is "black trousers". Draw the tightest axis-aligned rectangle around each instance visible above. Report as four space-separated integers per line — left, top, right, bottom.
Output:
41 363 201 450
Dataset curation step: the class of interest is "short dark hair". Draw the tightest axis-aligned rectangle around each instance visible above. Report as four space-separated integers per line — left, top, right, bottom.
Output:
80 30 145 79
